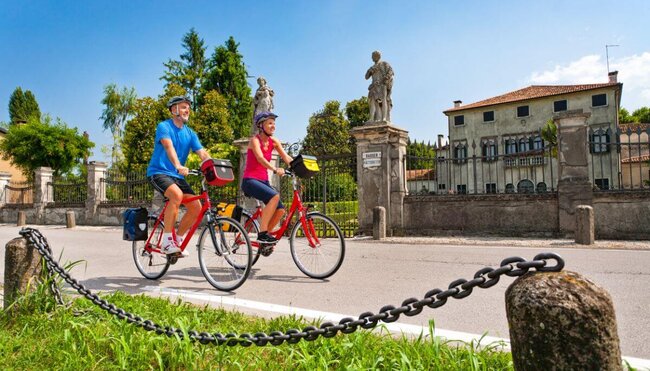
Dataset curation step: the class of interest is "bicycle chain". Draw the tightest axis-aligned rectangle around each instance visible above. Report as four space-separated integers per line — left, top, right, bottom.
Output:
19 227 565 347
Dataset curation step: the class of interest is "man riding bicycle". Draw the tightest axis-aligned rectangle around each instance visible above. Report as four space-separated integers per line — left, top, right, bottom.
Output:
146 95 211 255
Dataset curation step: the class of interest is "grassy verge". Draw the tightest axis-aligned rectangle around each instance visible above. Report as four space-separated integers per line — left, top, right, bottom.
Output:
1 286 513 370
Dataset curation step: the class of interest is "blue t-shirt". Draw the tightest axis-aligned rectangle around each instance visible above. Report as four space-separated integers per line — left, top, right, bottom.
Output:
146 119 203 178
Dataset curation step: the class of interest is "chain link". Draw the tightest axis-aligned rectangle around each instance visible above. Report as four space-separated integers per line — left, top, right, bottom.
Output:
19 227 565 347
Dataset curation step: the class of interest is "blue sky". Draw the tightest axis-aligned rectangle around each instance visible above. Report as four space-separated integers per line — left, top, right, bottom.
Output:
2 1 649 162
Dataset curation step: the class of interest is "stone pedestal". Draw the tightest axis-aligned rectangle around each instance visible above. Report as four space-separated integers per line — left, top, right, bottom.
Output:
350 122 408 236
555 110 593 236
506 271 622 370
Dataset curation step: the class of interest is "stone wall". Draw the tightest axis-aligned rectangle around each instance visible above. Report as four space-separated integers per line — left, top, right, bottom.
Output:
593 191 650 240
403 194 558 237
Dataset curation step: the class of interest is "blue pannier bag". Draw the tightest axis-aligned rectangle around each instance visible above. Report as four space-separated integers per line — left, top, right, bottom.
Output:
123 207 148 241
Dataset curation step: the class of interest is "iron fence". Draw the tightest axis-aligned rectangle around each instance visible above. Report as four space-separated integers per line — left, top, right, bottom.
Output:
280 153 359 237
48 177 87 206
406 141 557 195
590 125 650 191
4 180 33 205
100 168 153 205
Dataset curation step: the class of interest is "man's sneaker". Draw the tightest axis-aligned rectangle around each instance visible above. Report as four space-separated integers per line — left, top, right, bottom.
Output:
161 237 181 255
257 232 278 244
177 236 189 257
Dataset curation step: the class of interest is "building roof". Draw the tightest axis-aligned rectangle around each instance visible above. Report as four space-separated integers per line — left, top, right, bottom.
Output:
406 168 436 181
621 154 650 164
444 82 621 114
0 127 7 135
619 123 650 132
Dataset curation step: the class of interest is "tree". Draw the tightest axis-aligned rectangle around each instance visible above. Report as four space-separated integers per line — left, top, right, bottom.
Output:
302 101 351 156
619 108 634 123
0 115 94 177
8 87 41 124
161 28 207 108
191 90 232 149
631 107 650 123
406 138 437 170
100 83 136 164
541 119 558 157
345 96 369 129
203 36 253 139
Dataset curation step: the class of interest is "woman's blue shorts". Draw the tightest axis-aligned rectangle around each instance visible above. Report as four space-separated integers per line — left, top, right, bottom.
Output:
241 178 284 209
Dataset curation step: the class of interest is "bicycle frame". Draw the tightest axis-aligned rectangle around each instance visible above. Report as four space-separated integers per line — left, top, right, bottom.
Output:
246 173 322 249
144 174 214 253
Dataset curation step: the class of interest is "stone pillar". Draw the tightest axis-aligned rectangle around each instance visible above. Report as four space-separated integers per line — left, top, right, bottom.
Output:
555 110 593 237
575 205 595 244
34 167 53 223
85 161 107 225
4 237 43 310
350 123 408 236
0 172 11 206
506 271 622 370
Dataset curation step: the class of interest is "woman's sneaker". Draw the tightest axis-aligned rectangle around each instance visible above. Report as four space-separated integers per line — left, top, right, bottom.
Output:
161 236 181 254
257 232 278 244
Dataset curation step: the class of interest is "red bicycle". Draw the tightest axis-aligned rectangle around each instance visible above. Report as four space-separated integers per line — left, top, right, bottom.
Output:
132 168 252 291
240 166 345 279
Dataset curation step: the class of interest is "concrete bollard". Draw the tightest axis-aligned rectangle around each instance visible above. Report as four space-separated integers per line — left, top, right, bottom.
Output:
4 237 43 310
17 211 26 226
575 205 594 245
65 211 76 228
372 206 386 240
506 271 622 371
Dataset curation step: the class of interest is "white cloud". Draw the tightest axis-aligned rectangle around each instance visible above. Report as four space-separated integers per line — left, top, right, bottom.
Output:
527 52 650 110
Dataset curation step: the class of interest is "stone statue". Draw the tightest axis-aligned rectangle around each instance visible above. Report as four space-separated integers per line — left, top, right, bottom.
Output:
365 50 394 122
252 77 275 134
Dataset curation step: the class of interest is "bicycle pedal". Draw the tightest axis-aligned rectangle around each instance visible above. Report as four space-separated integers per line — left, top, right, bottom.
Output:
260 244 275 257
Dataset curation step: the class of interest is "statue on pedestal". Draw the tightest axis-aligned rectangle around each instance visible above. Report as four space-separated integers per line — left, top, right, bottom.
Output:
365 50 394 123
252 77 274 134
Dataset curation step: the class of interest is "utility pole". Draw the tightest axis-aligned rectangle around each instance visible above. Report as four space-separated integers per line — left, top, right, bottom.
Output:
605 44 619 73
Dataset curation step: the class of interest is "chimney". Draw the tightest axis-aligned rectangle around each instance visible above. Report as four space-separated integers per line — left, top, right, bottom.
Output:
437 134 444 148
608 70 618 83
453 100 462 108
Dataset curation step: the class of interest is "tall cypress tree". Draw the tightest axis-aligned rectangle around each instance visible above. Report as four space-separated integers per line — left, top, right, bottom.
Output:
161 28 207 108
203 36 253 140
8 87 41 124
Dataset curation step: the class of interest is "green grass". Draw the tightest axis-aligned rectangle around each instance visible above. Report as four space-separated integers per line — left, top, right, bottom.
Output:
1 287 513 370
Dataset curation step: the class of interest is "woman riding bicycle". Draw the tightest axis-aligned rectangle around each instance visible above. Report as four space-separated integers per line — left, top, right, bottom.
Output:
242 111 293 244
146 95 210 256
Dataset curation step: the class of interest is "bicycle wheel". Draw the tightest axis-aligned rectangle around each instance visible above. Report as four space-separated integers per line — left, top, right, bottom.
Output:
290 212 345 279
132 217 170 280
198 217 252 291
241 211 262 266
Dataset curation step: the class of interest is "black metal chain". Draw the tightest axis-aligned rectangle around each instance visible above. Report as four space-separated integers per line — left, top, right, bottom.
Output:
19 227 565 347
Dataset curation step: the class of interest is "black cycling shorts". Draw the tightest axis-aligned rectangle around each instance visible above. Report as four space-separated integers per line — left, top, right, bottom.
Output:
148 174 195 196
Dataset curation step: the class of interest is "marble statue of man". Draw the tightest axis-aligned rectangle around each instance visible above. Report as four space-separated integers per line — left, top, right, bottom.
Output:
365 50 394 122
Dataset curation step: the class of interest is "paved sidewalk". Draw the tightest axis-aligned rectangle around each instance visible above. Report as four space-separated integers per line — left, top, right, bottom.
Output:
4 223 650 250
354 234 650 250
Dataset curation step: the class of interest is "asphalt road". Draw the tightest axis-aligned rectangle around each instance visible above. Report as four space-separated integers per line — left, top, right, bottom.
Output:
1 224 649 361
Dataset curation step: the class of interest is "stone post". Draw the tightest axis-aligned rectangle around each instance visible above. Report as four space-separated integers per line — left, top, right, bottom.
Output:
350 123 408 236
575 205 595 244
34 167 53 223
4 237 43 310
373 206 386 240
85 161 107 225
555 110 593 237
506 271 622 370
0 172 11 207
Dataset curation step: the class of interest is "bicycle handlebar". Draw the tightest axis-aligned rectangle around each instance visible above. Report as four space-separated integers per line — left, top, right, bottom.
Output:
188 169 202 177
